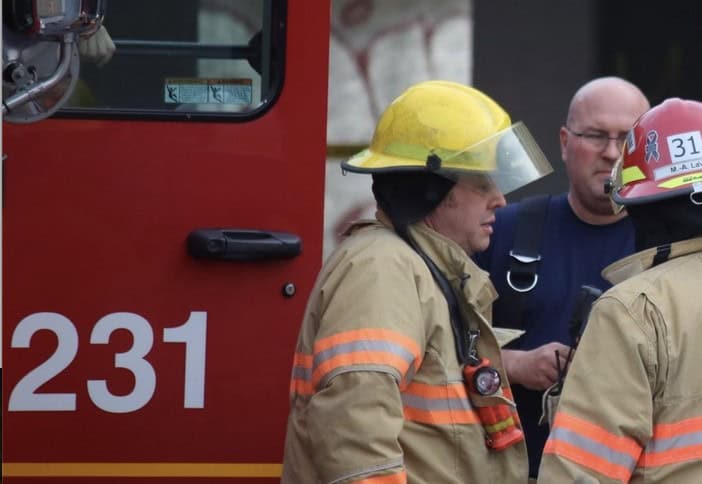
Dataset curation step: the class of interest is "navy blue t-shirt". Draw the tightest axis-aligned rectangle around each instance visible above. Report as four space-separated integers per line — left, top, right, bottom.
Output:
474 193 635 477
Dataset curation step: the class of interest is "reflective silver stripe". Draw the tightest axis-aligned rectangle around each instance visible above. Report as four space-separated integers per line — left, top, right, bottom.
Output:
551 427 638 472
401 393 473 412
314 339 415 371
291 366 312 381
646 430 702 453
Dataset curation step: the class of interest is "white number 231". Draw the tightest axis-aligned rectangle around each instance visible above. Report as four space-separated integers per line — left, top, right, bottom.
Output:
8 311 206 413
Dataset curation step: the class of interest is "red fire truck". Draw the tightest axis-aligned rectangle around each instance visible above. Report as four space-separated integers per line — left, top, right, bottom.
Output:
3 1 330 482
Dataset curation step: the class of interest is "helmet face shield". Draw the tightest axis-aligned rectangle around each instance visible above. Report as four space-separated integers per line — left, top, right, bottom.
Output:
441 122 553 194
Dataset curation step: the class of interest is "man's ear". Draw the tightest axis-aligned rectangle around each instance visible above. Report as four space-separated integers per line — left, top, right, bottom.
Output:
559 126 569 162
440 188 457 209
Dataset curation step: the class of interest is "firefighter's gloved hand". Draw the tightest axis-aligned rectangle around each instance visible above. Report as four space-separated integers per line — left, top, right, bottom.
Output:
79 25 116 67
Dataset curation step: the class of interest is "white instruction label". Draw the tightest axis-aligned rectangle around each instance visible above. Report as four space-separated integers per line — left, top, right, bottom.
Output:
164 78 252 105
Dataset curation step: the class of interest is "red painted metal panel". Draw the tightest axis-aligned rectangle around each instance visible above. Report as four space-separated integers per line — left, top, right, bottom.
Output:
2 2 330 482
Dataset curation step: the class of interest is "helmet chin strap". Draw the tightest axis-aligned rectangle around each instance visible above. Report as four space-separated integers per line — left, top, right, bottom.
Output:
652 244 672 267
627 195 702 260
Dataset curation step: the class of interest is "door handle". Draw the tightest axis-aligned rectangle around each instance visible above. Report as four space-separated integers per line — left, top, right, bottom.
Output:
187 229 301 261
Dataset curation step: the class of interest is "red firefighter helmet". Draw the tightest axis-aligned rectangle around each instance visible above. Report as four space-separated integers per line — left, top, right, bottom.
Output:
609 98 702 207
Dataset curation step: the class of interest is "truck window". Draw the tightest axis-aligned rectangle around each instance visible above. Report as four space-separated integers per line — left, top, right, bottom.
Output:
62 0 285 120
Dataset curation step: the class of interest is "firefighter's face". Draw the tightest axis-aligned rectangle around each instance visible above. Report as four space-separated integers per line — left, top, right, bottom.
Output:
426 175 506 255
560 82 650 218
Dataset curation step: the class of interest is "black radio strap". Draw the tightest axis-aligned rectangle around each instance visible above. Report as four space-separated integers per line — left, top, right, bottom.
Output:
501 194 550 331
402 232 470 364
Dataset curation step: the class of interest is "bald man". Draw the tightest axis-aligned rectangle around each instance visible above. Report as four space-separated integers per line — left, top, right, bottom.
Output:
474 77 650 478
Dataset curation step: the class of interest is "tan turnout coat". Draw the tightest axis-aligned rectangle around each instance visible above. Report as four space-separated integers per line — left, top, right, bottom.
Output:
282 217 528 483
539 237 702 483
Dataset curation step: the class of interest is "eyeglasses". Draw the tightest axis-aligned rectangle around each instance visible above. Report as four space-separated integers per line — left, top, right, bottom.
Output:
565 127 628 151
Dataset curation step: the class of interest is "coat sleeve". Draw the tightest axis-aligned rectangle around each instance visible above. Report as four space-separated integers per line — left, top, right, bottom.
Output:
538 294 657 483
308 371 407 483
304 243 429 483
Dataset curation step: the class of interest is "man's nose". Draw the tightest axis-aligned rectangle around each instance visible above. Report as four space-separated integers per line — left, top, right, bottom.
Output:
602 137 623 160
492 192 507 208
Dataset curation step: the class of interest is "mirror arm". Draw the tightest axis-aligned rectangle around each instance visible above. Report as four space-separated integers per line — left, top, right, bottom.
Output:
3 33 76 115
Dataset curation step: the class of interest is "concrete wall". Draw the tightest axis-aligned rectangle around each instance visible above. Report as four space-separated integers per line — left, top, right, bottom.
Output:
324 0 473 259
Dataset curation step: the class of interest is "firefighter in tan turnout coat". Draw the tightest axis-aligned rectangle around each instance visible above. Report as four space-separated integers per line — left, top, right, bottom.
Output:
539 98 702 483
281 81 553 483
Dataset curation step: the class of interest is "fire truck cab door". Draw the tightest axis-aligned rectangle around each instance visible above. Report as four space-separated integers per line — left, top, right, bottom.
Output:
3 1 329 482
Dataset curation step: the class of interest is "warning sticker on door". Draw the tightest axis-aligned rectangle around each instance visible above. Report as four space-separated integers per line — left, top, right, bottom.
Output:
164 78 253 105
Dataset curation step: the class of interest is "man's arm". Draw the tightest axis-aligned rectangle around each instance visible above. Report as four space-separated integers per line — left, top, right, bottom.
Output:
307 371 407 482
304 242 426 482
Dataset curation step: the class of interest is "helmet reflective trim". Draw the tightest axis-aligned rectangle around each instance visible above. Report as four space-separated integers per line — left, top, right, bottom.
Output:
659 172 702 189
621 166 646 185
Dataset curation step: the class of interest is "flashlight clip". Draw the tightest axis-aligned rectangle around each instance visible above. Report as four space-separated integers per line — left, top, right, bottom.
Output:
466 329 481 366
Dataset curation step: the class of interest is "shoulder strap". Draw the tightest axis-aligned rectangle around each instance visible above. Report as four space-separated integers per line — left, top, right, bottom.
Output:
499 194 550 331
405 235 470 364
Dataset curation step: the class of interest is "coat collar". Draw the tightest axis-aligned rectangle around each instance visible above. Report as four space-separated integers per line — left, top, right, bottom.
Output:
344 210 497 312
350 210 519 347
408 222 496 311
603 236 702 285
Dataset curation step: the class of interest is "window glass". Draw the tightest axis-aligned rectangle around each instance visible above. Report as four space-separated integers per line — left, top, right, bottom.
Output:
63 0 284 118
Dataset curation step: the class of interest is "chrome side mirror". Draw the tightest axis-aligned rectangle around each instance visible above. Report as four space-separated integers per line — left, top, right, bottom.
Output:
2 0 106 123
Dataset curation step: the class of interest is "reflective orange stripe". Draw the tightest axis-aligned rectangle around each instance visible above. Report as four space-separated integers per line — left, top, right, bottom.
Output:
402 382 480 425
544 412 641 480
289 377 313 396
544 438 633 482
552 413 642 459
314 329 421 368
403 407 480 425
290 352 314 396
293 352 313 368
653 416 702 438
404 381 462 398
290 328 422 397
353 470 406 483
312 351 412 385
311 329 422 386
640 416 702 468
641 444 702 468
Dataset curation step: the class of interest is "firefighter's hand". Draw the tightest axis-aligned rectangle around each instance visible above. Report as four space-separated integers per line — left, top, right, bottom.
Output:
502 342 571 391
78 25 116 67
